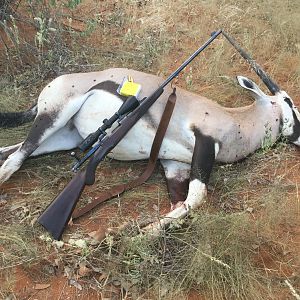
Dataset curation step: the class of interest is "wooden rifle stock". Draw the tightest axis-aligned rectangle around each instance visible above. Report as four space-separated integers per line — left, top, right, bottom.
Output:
37 30 222 240
38 170 87 240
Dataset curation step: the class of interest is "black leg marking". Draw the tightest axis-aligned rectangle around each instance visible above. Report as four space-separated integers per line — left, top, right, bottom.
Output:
22 113 55 155
191 128 216 184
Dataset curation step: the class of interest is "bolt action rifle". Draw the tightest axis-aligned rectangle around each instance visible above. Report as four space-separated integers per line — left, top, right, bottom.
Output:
37 29 222 240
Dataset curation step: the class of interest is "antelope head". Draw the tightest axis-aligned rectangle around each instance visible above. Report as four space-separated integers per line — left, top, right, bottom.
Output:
276 90 300 146
223 31 300 146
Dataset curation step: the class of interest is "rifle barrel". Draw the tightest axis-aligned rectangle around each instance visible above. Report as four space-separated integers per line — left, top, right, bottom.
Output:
162 29 222 88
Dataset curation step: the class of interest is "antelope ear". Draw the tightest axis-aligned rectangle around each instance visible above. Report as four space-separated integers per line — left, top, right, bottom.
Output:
237 76 268 101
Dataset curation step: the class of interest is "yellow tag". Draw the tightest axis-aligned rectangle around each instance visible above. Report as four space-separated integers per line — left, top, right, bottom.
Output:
118 76 141 97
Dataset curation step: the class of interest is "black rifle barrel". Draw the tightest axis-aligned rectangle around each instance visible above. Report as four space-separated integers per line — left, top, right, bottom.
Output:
163 29 222 88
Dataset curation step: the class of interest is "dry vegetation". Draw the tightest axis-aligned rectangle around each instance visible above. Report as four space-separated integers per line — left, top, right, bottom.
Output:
0 0 300 299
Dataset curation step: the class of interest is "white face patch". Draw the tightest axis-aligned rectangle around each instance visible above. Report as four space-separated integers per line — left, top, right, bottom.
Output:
280 100 294 136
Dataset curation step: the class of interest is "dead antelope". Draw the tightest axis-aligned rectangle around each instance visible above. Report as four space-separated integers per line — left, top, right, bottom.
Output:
0 35 299 232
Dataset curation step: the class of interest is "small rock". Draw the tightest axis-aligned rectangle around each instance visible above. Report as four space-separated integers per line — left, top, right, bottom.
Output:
69 279 83 290
246 207 254 213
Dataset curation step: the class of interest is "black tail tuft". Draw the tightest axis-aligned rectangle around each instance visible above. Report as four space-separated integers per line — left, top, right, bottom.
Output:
0 105 37 128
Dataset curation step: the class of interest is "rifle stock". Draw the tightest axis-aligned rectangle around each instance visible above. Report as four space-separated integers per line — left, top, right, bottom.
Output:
38 170 87 240
37 30 222 240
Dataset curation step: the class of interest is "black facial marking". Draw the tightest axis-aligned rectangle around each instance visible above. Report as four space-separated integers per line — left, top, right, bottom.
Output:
288 110 300 142
191 128 217 184
284 97 293 108
87 81 127 101
282 97 300 142
243 79 254 89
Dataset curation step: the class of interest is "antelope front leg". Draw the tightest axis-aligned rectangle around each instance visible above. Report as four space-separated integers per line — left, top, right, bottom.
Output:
160 160 190 211
144 129 220 234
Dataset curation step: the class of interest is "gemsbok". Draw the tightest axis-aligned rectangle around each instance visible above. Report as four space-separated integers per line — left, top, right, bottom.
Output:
0 33 299 231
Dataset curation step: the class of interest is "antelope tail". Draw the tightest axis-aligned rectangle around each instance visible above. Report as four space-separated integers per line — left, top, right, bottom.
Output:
0 104 37 128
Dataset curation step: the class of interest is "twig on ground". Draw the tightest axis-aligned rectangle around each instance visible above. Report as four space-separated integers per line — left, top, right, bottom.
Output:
284 279 300 300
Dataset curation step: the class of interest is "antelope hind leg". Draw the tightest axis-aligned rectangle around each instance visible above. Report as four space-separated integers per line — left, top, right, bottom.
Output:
0 143 23 165
0 93 90 185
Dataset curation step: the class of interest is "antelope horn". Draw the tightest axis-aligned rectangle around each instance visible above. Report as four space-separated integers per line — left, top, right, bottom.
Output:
222 31 280 95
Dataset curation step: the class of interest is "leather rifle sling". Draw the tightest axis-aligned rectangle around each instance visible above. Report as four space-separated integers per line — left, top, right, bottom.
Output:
72 89 177 219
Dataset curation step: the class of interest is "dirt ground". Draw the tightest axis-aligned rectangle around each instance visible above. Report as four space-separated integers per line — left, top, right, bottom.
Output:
1 144 299 299
0 1 300 299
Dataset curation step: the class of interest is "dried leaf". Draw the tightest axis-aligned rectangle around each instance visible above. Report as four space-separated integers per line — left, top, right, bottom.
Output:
34 283 51 290
78 262 91 277
54 259 60 267
88 229 106 243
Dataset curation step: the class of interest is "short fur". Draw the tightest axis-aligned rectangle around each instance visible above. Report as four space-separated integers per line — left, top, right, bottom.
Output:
0 69 299 231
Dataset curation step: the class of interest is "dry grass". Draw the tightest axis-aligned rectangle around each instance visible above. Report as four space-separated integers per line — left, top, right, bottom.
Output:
83 145 298 300
0 0 299 299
